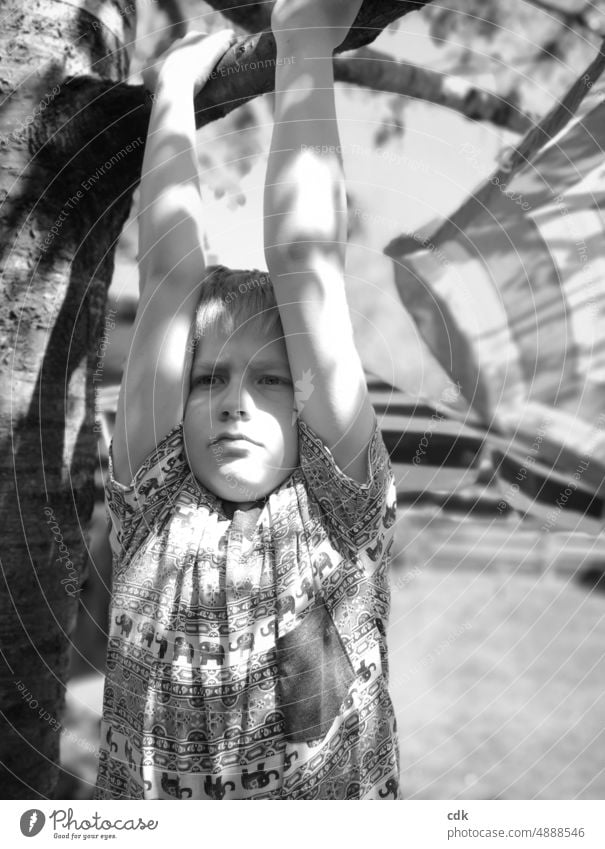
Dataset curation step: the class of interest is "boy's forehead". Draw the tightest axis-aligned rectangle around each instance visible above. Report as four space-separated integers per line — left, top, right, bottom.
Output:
194 325 289 366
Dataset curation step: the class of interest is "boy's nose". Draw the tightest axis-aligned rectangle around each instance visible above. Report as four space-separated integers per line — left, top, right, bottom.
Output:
219 382 252 419
219 406 248 420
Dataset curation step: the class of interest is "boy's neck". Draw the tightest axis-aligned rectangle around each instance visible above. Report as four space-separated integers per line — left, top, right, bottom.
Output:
221 497 266 519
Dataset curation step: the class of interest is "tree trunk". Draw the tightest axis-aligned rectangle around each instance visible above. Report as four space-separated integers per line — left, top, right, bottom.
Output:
0 0 139 798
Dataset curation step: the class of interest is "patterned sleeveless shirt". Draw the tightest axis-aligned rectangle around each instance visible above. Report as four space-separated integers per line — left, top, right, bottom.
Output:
94 417 400 800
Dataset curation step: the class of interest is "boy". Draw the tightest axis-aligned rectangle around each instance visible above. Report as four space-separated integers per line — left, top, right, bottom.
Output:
96 1 399 799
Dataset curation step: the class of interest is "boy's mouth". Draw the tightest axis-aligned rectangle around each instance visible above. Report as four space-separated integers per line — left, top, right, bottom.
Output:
211 433 261 446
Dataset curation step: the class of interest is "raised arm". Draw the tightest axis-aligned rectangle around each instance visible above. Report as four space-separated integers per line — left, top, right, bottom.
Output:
111 30 235 485
264 0 375 484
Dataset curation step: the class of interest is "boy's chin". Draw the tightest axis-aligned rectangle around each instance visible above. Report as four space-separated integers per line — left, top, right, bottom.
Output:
211 469 290 504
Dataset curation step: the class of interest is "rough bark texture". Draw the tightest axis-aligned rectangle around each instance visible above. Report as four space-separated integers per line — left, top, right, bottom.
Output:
0 0 137 798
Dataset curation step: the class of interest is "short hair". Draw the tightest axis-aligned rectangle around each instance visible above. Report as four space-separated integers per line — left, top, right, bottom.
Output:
192 265 284 347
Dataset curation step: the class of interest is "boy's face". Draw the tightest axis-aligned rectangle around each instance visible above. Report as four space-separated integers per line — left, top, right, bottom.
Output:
183 322 299 506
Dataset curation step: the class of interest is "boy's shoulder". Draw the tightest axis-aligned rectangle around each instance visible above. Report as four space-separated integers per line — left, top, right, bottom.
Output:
298 417 396 558
105 421 192 551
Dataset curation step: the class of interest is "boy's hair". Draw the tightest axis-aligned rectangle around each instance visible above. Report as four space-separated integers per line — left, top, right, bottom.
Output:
193 265 284 347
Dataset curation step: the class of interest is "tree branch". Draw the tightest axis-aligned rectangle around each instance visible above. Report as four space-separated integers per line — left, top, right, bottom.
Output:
385 36 605 255
38 1 435 166
199 3 533 133
334 48 534 133
203 1 434 48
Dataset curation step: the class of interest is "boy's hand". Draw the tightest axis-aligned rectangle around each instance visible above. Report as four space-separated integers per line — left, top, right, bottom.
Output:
271 0 364 49
145 29 237 95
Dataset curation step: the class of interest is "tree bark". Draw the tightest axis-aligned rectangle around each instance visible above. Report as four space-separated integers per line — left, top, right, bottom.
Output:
0 0 138 798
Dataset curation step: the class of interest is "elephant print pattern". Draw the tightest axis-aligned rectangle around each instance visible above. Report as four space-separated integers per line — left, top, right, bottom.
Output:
95 418 399 799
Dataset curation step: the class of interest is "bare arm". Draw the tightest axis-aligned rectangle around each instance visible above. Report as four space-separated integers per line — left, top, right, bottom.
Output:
112 30 235 485
263 0 375 483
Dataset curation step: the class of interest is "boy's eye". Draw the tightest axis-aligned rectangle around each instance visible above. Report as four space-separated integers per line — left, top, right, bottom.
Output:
194 374 220 387
260 375 290 386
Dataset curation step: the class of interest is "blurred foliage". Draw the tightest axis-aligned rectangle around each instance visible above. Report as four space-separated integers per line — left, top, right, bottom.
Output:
198 100 267 209
426 0 503 45
422 0 605 102
374 0 605 153
131 0 605 211
374 93 405 148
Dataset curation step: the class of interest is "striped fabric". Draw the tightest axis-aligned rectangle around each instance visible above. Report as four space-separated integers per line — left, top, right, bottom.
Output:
366 376 494 507
385 73 605 531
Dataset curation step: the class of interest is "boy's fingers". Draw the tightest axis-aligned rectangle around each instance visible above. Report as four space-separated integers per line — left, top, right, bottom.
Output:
152 28 237 88
210 29 237 46
173 29 236 51
184 28 235 41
